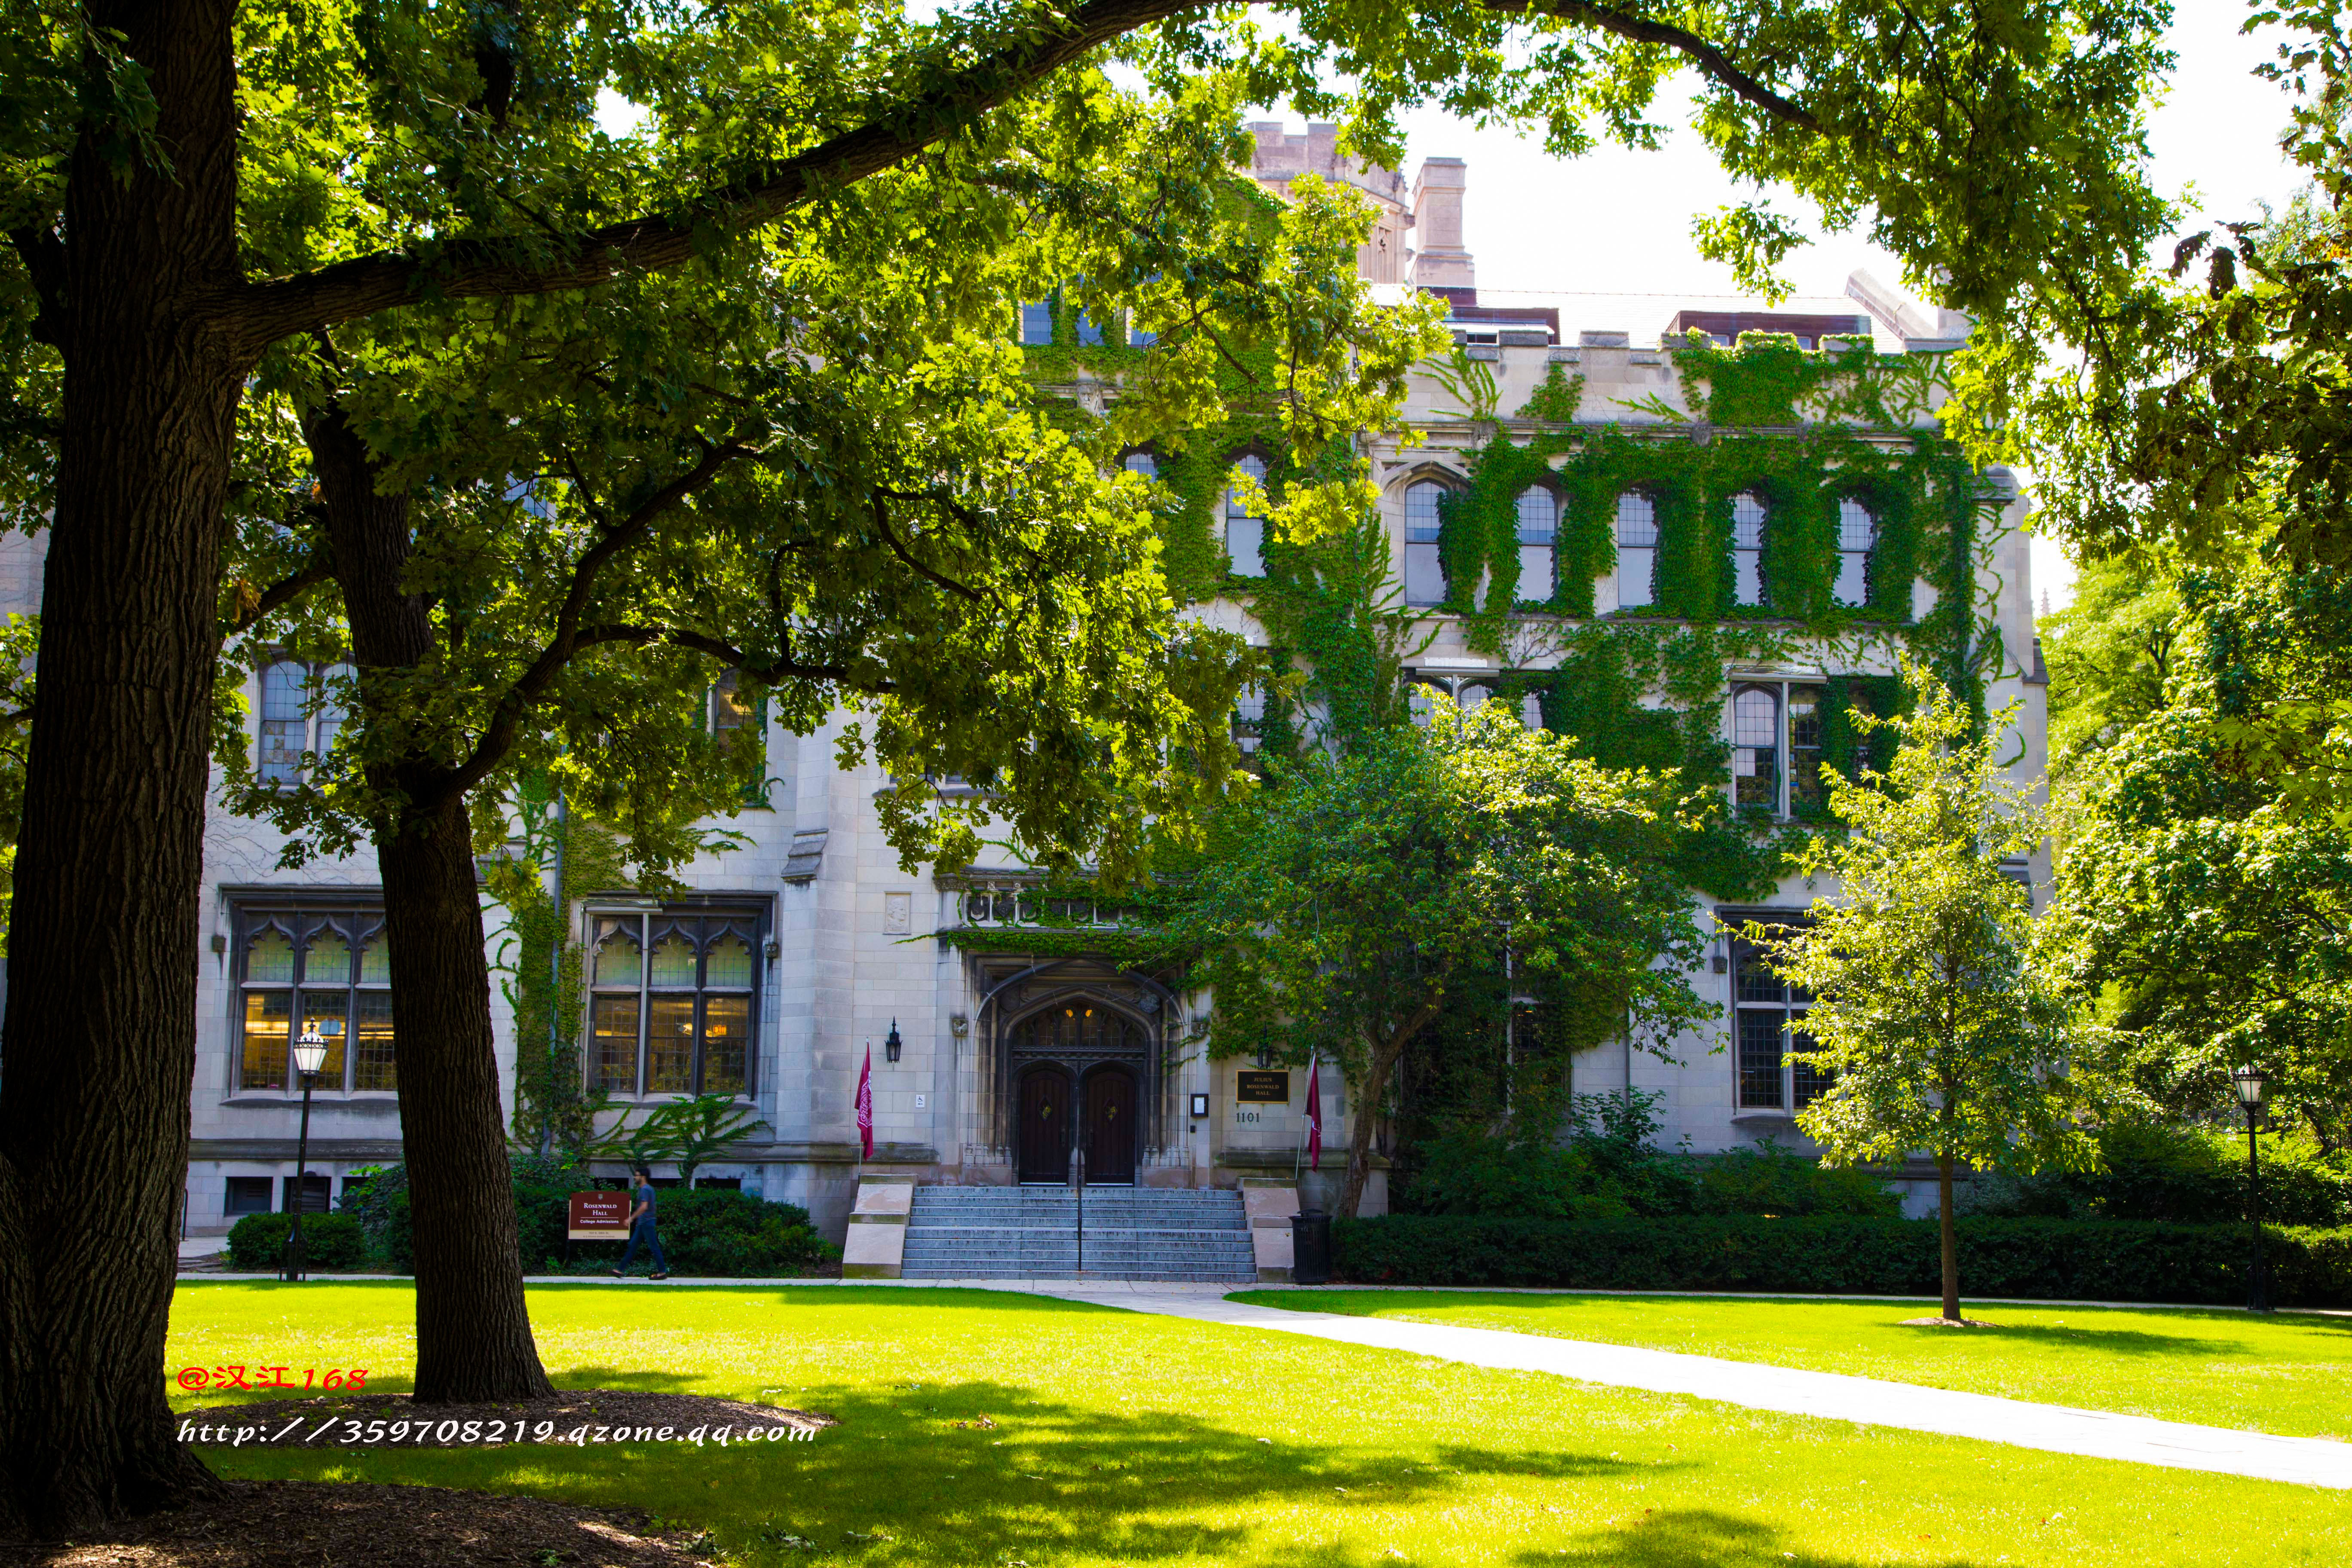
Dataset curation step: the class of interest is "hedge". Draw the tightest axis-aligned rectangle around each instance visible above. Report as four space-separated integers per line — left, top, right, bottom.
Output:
225 1212 371 1272
340 1159 834 1277
549 1189 836 1277
1331 1215 2352 1308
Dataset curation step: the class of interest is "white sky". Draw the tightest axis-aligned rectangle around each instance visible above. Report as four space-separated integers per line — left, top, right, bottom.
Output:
1375 0 2306 612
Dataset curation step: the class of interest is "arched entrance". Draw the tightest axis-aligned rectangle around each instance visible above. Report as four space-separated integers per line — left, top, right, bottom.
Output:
1014 1065 1072 1183
1007 999 1147 1185
1082 1065 1137 1185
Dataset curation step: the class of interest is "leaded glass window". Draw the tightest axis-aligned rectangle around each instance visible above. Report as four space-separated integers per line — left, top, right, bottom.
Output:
1732 686 1779 809
1515 487 1556 603
255 661 352 785
1789 684 1826 808
1732 928 1825 1112
585 906 765 1098
1403 482 1446 607
234 907 392 1093
1615 493 1657 609
1731 493 1767 606
1225 455 1269 578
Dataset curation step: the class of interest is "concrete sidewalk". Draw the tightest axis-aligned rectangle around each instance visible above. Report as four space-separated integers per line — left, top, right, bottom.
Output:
1037 1288 2352 1490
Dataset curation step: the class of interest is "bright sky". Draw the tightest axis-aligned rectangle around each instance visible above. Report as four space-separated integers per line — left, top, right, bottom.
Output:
1375 0 2307 612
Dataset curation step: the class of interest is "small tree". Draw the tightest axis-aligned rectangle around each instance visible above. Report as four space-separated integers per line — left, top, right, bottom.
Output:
1181 698 1713 1217
1755 663 2093 1323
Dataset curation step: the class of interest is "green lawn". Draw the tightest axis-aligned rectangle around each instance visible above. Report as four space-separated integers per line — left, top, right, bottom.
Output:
1233 1289 2352 1441
171 1281 2351 1568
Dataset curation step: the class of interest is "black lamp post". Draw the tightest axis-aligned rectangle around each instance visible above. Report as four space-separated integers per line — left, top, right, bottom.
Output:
2232 1063 2272 1313
281 1027 328 1283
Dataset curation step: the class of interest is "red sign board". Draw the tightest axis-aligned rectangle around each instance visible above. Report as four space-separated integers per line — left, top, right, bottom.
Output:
569 1191 631 1239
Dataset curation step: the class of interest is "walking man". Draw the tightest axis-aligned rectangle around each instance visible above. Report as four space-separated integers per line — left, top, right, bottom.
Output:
609 1164 669 1280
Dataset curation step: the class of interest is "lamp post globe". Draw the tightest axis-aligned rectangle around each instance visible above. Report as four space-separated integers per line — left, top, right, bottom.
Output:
2233 1063 2272 1313
281 1027 328 1283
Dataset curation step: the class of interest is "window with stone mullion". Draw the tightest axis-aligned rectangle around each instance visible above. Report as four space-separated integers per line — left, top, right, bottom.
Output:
235 910 393 1093
588 909 762 1099
1731 929 1826 1112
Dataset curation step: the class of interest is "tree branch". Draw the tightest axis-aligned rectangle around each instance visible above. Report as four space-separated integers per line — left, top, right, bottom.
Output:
867 489 989 604
1502 2 1819 131
227 0 1211 349
220 553 335 643
430 439 760 803
572 622 879 691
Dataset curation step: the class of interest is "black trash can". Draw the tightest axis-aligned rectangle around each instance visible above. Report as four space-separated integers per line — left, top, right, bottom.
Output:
1291 1210 1332 1285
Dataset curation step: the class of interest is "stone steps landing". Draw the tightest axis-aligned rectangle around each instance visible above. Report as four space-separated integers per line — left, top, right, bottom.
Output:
898 1185 1257 1283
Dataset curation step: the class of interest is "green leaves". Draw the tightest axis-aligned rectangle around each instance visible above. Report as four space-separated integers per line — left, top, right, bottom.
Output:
1761 662 2093 1176
1177 699 1713 1184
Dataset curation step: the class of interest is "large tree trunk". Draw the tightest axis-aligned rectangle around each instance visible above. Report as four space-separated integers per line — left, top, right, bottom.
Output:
0 0 245 1536
308 406 553 1402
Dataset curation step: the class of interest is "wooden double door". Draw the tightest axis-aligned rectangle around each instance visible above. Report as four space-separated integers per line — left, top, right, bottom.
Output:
1015 1064 1136 1184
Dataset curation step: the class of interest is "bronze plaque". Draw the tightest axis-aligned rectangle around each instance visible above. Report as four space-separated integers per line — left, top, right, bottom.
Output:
1236 1070 1291 1104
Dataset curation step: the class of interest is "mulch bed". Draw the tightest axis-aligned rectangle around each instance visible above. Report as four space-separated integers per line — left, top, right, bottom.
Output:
177 1390 834 1449
0 1479 722 1567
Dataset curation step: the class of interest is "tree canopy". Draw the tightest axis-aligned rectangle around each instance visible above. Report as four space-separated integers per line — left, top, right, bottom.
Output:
1177 698 1714 1217
0 0 2186 1536
1757 665 2090 1322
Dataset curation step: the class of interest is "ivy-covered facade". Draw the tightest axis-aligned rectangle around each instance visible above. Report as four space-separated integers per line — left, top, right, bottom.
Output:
147 135 2047 1246
962 139 2049 1217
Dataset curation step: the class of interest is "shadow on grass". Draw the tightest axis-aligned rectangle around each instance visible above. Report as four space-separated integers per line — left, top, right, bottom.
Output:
1505 1507 1998 1568
1898 1323 2265 1357
216 1375 1645 1565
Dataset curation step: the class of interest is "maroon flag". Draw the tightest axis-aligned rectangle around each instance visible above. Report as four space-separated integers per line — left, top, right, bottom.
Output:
1305 1054 1322 1170
855 1045 874 1159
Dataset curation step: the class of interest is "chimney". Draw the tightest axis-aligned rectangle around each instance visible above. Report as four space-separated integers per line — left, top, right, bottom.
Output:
1409 158 1473 291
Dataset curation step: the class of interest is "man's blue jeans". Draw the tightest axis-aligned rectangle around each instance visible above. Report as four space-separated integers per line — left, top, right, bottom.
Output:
617 1219 666 1274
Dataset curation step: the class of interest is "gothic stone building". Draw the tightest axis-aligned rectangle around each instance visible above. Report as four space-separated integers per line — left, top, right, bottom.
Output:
8 132 2040 1245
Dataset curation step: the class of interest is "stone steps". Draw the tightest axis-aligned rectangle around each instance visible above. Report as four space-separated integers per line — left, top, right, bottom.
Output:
900 1184 1256 1282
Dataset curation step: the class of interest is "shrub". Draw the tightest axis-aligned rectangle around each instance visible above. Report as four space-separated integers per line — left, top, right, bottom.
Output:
1400 1092 1699 1219
1690 1139 1903 1219
1969 1121 2352 1227
647 1189 836 1277
225 1211 372 1272
553 1190 836 1276
338 1163 413 1269
349 1159 835 1276
1331 1213 2352 1308
1399 1094 1897 1221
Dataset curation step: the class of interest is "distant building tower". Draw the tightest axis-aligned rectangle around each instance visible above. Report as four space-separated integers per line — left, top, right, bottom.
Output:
1408 158 1473 291
1246 121 1413 284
